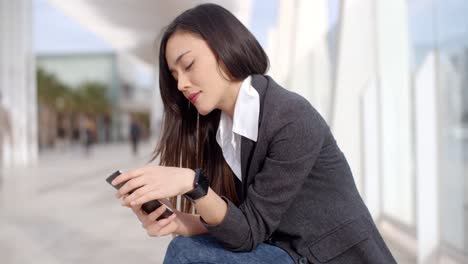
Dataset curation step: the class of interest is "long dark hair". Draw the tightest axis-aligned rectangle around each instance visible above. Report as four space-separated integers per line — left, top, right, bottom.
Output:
153 3 269 213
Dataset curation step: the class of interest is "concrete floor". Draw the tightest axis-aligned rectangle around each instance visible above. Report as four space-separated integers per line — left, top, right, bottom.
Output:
0 142 172 264
0 141 414 264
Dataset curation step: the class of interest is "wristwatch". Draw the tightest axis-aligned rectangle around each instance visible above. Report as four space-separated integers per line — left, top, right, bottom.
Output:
184 168 209 201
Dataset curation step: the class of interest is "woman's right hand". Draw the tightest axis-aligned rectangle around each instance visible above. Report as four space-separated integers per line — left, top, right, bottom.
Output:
129 201 180 237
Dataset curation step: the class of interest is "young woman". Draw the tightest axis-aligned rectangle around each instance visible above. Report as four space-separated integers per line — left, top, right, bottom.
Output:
112 3 396 264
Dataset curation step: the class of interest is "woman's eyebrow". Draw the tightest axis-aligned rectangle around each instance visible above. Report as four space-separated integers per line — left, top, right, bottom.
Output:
174 50 191 66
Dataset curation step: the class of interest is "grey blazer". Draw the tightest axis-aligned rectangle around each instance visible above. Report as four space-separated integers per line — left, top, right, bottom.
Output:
202 75 396 264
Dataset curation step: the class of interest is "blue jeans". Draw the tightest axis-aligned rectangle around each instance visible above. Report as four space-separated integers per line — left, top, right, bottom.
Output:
163 234 294 264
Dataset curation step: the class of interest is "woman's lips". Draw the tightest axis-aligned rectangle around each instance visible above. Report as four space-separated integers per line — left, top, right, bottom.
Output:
189 92 201 103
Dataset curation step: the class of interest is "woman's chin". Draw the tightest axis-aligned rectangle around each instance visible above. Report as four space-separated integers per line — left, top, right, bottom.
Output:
195 105 213 116
198 110 211 116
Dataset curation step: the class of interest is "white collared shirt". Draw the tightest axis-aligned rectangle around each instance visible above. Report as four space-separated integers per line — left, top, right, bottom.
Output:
216 76 260 181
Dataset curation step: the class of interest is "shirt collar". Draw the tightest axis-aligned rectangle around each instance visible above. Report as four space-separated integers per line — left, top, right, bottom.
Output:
232 76 260 142
217 76 260 144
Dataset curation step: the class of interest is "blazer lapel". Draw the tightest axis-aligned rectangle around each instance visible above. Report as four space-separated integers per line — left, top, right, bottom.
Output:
241 137 256 184
239 75 269 198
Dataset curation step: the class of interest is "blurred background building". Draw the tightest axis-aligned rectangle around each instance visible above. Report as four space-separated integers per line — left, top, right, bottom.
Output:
0 0 466 263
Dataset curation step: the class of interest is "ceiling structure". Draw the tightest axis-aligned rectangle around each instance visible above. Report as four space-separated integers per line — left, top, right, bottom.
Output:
47 0 251 67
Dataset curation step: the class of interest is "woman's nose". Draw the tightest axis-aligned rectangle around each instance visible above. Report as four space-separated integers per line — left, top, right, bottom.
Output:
177 74 190 92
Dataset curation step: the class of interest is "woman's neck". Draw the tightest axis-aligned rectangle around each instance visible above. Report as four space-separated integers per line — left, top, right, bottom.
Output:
220 80 242 119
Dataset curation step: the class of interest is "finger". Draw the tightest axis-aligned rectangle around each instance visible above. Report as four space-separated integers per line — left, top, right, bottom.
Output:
111 168 145 187
142 205 168 228
145 221 161 235
120 194 130 207
121 201 132 208
146 215 177 236
147 205 168 223
156 218 179 236
147 214 177 237
159 198 175 210
131 190 162 206
130 203 143 214
121 195 135 208
155 213 177 228
133 207 148 223
123 185 151 205
117 177 146 198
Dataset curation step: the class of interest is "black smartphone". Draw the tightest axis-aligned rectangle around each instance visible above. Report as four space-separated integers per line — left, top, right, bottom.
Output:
106 170 174 221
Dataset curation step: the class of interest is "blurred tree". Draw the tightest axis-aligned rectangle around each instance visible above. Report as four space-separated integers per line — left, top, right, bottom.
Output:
76 81 112 116
37 68 112 116
37 67 70 108
36 67 113 148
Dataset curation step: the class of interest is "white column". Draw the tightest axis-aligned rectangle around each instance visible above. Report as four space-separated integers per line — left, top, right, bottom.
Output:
331 0 377 194
289 0 331 120
0 0 38 167
361 78 381 219
266 0 295 87
415 52 439 264
375 0 414 226
438 55 464 252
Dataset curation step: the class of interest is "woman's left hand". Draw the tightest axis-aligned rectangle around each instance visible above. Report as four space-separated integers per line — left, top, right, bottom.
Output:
112 165 195 206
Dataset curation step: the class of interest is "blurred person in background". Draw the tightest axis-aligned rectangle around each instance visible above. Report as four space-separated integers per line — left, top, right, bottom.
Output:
56 115 67 151
103 115 112 143
83 115 95 155
0 92 13 170
71 120 81 147
129 114 142 155
111 4 396 264
0 91 12 187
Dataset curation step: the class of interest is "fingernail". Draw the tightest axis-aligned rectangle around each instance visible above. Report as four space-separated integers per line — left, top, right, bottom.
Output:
131 201 136 206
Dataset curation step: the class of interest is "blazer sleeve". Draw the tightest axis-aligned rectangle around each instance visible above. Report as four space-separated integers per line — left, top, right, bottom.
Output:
201 102 328 252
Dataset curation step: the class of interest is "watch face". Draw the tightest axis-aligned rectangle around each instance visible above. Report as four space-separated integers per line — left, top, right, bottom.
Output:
193 169 201 188
198 169 209 190
184 168 209 201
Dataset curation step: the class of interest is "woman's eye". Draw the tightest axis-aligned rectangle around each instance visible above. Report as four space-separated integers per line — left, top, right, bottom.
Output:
185 61 194 71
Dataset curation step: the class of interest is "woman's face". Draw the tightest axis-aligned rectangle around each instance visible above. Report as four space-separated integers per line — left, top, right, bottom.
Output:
166 31 231 116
